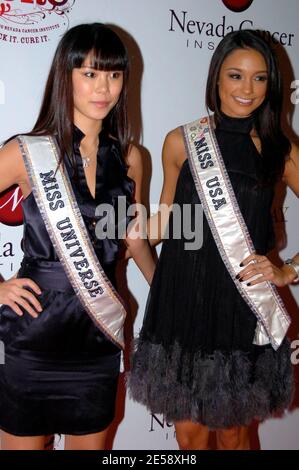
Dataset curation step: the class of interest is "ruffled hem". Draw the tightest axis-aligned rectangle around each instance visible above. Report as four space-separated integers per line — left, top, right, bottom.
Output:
128 338 294 429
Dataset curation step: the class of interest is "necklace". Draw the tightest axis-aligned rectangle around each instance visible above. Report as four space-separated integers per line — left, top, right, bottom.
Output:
82 156 91 168
80 139 99 168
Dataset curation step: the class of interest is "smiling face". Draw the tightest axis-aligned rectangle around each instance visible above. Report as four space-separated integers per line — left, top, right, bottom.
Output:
72 53 124 129
218 47 268 118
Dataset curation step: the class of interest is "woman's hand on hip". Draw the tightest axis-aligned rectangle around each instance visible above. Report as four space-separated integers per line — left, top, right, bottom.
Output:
0 278 42 317
237 254 295 287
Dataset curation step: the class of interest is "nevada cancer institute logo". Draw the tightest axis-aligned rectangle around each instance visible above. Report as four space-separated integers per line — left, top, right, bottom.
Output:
0 186 23 226
222 0 254 12
0 0 75 45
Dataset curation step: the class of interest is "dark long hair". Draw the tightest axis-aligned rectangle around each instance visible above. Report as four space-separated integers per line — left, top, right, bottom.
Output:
206 29 290 185
31 23 130 162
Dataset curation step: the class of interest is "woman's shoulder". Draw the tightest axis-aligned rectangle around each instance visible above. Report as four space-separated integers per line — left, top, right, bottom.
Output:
164 117 206 151
162 126 187 170
164 126 184 146
126 143 142 166
126 144 143 185
0 138 26 187
0 136 22 154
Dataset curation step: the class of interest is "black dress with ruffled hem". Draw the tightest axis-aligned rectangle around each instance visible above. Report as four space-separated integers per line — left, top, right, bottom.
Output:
129 114 294 429
0 127 134 436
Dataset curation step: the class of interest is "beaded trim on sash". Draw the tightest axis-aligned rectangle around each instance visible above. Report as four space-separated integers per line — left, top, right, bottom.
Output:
182 117 290 351
18 135 127 349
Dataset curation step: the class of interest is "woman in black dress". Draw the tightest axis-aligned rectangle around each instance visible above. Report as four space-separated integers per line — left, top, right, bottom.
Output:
0 23 155 450
129 30 299 450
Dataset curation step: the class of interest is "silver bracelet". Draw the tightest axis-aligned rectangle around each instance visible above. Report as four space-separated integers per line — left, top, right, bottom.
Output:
284 258 299 283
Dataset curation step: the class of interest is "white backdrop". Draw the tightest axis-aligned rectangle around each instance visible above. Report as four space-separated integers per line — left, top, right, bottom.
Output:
0 0 298 450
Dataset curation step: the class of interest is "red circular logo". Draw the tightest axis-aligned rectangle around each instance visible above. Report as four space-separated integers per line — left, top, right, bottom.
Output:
0 186 24 226
222 0 254 12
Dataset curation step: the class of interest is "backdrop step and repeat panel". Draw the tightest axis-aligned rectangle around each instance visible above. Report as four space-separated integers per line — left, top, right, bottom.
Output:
0 0 298 450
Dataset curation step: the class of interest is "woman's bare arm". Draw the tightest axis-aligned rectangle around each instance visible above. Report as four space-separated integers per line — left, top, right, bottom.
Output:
147 127 187 247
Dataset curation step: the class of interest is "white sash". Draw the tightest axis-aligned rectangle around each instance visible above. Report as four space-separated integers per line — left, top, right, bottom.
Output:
18 135 127 349
182 117 290 350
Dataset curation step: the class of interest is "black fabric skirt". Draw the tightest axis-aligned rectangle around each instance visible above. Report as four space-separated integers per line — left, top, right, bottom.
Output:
0 260 120 436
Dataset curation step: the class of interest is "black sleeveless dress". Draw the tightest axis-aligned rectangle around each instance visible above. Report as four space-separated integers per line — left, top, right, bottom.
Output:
0 126 134 436
129 114 294 429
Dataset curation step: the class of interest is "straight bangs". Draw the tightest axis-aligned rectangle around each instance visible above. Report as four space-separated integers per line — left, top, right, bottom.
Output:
70 27 128 72
89 46 128 71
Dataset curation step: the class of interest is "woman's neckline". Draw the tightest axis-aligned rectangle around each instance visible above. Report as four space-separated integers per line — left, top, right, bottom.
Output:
215 111 255 135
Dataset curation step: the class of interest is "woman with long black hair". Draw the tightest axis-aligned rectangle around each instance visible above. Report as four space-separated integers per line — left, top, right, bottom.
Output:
129 29 299 450
0 23 155 450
